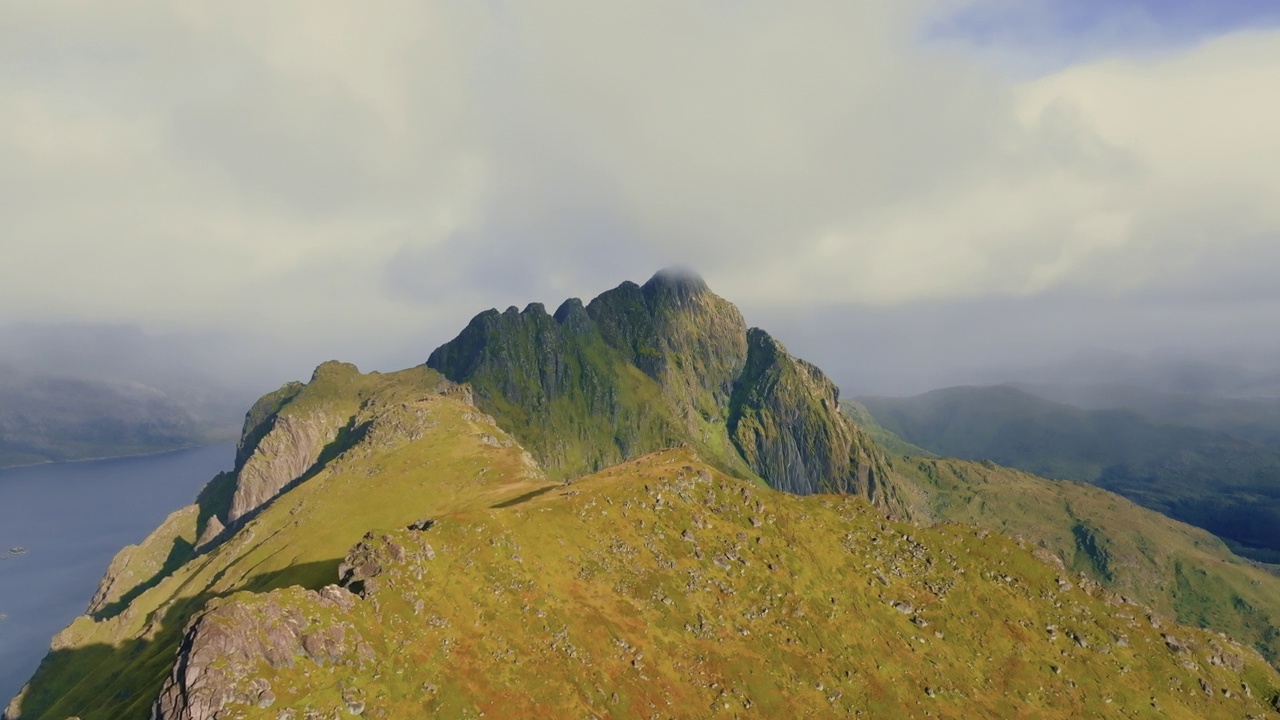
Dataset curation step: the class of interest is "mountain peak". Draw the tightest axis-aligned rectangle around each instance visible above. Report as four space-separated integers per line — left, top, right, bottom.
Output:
641 266 708 302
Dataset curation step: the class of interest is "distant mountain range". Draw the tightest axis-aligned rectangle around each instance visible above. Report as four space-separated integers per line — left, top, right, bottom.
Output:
0 325 272 467
8 272 1280 720
0 371 230 467
859 384 1280 563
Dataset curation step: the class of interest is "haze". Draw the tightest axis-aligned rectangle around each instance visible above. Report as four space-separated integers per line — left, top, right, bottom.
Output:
4 1 1279 397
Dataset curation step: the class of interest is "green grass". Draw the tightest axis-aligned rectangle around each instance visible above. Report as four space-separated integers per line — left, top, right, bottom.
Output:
860 384 1280 560
138 450 1280 719
895 455 1280 666
13 382 555 720
426 280 920 517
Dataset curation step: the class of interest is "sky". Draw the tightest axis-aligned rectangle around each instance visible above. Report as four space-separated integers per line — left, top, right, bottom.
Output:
2 1 1279 395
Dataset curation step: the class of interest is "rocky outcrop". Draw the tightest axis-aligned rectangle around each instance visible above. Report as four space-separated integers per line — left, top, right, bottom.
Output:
151 585 365 720
728 328 906 515
425 276 726 479
214 362 457 533
225 411 344 525
87 506 198 616
428 269 919 517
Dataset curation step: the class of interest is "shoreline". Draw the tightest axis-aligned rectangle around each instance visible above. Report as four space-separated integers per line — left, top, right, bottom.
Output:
0 440 237 472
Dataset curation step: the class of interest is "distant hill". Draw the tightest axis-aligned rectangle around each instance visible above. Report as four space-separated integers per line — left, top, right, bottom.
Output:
1015 381 1280 449
859 385 1280 562
0 324 269 467
0 371 218 467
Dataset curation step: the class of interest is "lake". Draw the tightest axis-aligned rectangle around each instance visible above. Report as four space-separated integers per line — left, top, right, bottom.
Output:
0 444 234 705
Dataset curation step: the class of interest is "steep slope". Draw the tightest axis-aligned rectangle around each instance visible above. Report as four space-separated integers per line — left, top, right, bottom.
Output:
860 384 1280 560
728 330 897 507
428 269 916 517
151 450 1280 719
5 364 552 720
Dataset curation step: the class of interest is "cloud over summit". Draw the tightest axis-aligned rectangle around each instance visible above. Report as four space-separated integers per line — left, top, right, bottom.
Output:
2 1 1277 383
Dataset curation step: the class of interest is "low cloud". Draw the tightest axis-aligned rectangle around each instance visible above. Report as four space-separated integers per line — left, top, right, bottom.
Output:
2 2 1277 390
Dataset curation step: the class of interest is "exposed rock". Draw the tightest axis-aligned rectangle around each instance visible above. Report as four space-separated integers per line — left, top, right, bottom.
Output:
151 586 362 720
728 328 908 516
407 518 435 532
227 411 345 525
194 515 225 552
339 532 409 597
3 684 26 720
427 271 919 517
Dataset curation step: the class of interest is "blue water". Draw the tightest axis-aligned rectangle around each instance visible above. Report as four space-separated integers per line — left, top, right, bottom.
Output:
0 444 234 704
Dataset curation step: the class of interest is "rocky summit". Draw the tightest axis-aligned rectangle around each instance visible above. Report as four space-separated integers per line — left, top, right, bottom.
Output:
6 271 1280 719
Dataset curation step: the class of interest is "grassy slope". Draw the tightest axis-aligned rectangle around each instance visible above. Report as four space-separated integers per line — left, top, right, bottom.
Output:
844 401 1280 665
155 450 1280 719
842 400 936 459
13 383 555 720
895 456 1280 666
860 385 1280 559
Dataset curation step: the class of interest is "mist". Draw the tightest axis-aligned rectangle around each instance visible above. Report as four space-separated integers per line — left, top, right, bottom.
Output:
2 1 1279 405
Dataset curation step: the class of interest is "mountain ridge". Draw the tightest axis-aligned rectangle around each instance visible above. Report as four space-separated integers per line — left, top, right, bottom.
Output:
7 271 1280 719
426 269 916 518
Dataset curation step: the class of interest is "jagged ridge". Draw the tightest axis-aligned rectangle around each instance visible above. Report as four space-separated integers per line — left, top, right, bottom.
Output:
427 269 913 517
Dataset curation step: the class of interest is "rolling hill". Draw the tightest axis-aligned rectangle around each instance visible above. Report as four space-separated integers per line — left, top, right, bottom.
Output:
859 384 1280 562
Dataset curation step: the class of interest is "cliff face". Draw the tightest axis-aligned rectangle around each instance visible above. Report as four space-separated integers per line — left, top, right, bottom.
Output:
728 328 901 513
13 270 1280 720
203 362 459 542
428 269 917 517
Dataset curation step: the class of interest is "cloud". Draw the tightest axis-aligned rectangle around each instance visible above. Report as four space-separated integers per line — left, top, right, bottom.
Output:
0 1 1277 382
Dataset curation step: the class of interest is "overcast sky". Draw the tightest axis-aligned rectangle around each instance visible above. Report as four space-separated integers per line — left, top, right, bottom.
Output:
3 1 1279 395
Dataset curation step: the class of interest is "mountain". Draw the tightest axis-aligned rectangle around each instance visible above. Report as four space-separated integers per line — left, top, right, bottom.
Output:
6 363 550 720
152 450 1279 719
891 455 1280 666
1015 381 1280 449
0 370 213 467
7 272 1280 719
0 323 280 468
859 384 1280 562
426 269 915 517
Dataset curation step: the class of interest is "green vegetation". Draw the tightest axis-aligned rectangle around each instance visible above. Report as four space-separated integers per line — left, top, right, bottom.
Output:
9 367 553 720
428 271 915 516
12 274 1280 719
893 456 1280 666
860 384 1280 560
155 451 1280 718
842 400 936 459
